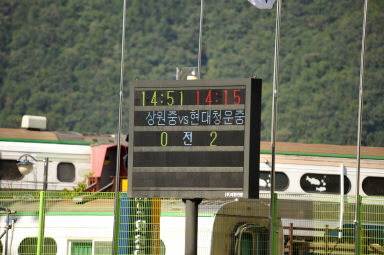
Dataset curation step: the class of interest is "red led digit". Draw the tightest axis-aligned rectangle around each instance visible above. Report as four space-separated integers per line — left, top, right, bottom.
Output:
205 90 212 105
196 90 200 105
224 90 228 105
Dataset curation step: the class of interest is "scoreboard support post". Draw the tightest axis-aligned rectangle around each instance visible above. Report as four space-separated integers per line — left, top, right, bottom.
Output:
184 198 202 255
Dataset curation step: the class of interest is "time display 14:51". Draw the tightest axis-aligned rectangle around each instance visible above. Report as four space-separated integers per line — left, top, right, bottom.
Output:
137 89 245 106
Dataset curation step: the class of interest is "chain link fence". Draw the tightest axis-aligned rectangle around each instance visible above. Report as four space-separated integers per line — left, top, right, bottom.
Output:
0 191 383 254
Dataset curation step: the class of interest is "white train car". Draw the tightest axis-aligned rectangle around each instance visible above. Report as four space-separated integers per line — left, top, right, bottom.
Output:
258 142 384 197
0 213 114 254
0 124 117 191
0 139 91 191
257 142 384 251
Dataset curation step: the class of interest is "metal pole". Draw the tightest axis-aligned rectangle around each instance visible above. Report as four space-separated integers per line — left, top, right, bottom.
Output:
355 0 368 254
339 164 345 239
184 199 202 255
197 0 204 79
37 191 46 255
113 193 121 255
270 1 281 255
4 212 9 255
113 0 127 254
36 157 49 255
2 208 16 255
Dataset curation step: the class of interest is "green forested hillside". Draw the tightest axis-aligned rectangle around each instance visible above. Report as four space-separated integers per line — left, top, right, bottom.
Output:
0 0 383 146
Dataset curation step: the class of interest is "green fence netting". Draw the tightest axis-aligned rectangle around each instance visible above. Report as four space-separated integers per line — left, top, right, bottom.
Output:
1 191 384 254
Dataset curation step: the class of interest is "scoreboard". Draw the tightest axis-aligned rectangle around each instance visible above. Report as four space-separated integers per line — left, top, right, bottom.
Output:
128 78 262 199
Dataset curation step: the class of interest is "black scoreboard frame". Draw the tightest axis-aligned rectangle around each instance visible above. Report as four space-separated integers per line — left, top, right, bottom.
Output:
128 78 261 199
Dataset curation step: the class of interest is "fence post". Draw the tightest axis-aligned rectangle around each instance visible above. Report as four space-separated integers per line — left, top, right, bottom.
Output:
355 195 362 255
114 192 121 255
272 193 277 255
325 225 329 255
289 223 293 255
37 191 46 255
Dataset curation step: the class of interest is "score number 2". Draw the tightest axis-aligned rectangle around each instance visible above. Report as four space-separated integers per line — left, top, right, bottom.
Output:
210 131 217 146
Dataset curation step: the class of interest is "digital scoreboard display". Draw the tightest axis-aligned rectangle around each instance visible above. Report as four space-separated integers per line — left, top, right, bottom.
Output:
128 78 262 199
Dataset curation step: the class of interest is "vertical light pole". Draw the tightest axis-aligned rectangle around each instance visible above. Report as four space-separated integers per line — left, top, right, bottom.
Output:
355 0 368 254
197 0 204 79
113 0 127 254
270 1 282 255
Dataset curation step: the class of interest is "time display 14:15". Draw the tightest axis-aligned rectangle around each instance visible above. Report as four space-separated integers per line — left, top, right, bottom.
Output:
137 89 245 106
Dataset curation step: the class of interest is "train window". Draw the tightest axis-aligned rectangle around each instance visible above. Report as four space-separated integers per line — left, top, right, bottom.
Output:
232 224 269 255
239 232 254 254
362 177 384 196
57 162 75 182
69 240 112 255
0 159 23 180
300 174 351 194
18 237 57 254
70 241 92 255
94 241 112 255
259 171 289 191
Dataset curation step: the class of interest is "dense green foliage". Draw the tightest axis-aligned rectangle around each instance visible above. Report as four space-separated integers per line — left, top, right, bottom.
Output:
0 0 383 146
